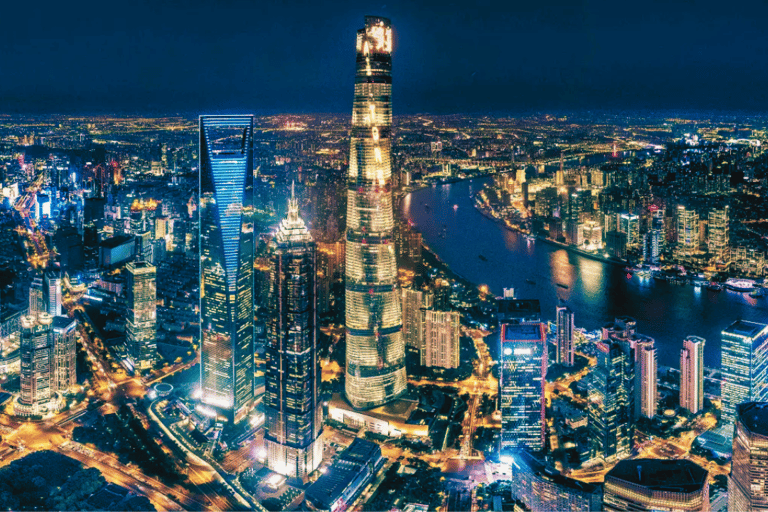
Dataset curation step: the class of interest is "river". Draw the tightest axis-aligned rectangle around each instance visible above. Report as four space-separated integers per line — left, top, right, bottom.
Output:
403 178 768 369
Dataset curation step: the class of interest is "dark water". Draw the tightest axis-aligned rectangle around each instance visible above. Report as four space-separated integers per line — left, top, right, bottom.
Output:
404 178 768 370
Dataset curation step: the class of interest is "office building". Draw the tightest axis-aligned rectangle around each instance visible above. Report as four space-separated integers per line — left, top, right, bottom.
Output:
510 450 602 512
345 16 406 409
17 313 58 416
43 270 62 317
28 275 45 317
402 288 433 364
676 206 699 257
264 190 323 480
618 213 639 247
708 206 729 263
720 320 768 427
500 322 547 454
199 115 255 423
556 305 574 366
680 336 705 414
635 339 657 419
603 459 709 511
605 230 627 259
589 339 633 462
125 260 157 371
728 402 768 511
52 316 77 392
305 439 386 512
424 310 460 369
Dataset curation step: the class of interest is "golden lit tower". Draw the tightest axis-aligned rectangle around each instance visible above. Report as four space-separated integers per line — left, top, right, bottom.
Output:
344 16 406 409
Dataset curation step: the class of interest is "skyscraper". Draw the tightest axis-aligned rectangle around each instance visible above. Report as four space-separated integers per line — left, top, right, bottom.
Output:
636 340 657 419
680 336 705 414
708 206 729 263
556 305 574 366
500 322 546 454
676 205 700 257
125 260 157 371
729 402 768 511
424 310 460 369
28 275 44 317
589 339 633 462
199 115 255 423
720 320 768 427
43 270 62 317
401 288 433 364
345 16 406 410
17 313 55 416
52 315 77 392
265 188 323 480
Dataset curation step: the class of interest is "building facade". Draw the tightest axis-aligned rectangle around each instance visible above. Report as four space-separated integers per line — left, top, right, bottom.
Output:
424 310 460 369
708 206 729 263
635 339 657 419
125 260 157 371
401 288 433 364
344 16 406 409
199 115 255 423
52 316 77 392
680 336 705 414
729 402 768 511
589 339 633 462
500 322 547 454
17 313 56 416
720 320 768 427
265 190 323 480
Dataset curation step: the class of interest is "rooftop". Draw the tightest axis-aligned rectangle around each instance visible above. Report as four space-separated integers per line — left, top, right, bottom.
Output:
502 322 545 342
737 402 768 437
513 450 600 495
723 320 768 339
606 459 708 493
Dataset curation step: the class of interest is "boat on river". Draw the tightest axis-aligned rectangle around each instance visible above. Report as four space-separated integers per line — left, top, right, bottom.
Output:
557 283 569 289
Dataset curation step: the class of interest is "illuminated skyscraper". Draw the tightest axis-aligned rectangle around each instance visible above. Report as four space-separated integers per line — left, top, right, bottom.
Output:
345 16 405 409
680 336 705 414
52 316 77 392
28 275 44 317
43 270 62 317
589 339 633 462
720 320 768 428
265 188 323 480
125 260 157 371
556 305 574 366
17 313 55 416
402 288 433 364
676 206 700 257
636 340 657 419
708 206 729 263
500 322 546 454
199 115 255 423
424 310 460 369
729 402 768 511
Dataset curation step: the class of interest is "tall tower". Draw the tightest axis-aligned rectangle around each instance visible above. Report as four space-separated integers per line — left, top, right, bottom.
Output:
556 305 574 366
43 270 62 317
265 186 323 480
680 336 705 414
344 16 406 409
17 313 55 416
199 115 255 423
729 402 768 511
720 321 768 428
636 340 657 419
125 260 157 371
708 206 730 263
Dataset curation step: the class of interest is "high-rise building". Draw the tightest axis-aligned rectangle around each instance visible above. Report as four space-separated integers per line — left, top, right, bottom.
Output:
500 322 546 454
589 339 633 462
52 316 77 392
618 213 639 247
676 206 700 257
125 260 157 371
43 270 62 317
199 115 255 423
708 206 729 263
264 189 323 480
680 336 705 414
636 340 657 419
424 310 460 369
17 313 56 416
556 306 574 366
721 320 768 427
729 402 768 511
344 16 406 410
28 275 45 317
401 288 433 364
603 459 709 511
509 450 603 512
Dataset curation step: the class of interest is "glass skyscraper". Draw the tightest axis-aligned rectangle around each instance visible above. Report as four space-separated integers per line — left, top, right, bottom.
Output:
125 260 157 371
199 115 255 423
729 402 768 511
265 188 323 480
589 339 633 462
499 322 547 454
680 335 705 414
344 16 406 409
720 320 768 427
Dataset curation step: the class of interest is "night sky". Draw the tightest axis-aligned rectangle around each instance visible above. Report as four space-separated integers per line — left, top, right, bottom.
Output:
2 0 767 114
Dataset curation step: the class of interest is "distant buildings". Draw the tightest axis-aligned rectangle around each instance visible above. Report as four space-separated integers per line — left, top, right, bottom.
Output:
305 438 386 512
199 115 255 423
509 450 602 512
680 336 705 414
264 190 323 480
729 402 768 511
500 322 546 454
720 320 768 427
124 260 157 371
344 16 406 410
603 459 709 511
424 310 460 369
555 305 574 366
